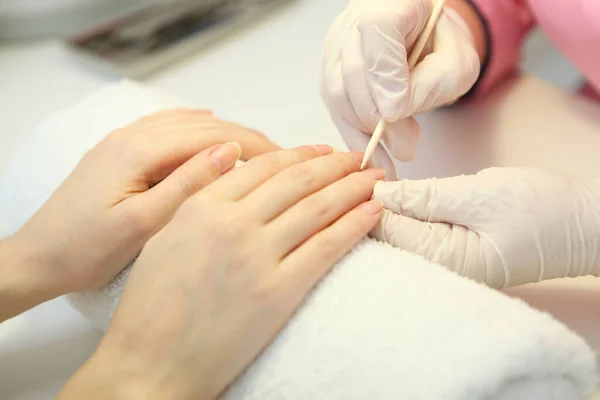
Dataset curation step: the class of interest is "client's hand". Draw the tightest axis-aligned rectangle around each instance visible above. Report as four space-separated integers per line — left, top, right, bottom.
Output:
60 145 384 400
3 110 280 316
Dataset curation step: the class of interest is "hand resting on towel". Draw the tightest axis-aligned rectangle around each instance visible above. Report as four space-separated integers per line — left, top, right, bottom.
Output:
58 143 384 399
0 110 280 321
1 110 384 399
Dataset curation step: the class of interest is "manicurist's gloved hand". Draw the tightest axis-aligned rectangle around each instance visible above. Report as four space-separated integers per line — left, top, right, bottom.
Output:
371 167 600 288
321 0 482 177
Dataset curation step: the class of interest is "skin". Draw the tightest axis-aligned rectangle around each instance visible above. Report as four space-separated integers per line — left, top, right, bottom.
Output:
0 110 384 399
0 109 280 322
59 146 384 400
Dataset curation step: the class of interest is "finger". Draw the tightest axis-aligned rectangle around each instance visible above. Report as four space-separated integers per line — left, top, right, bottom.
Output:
372 176 481 225
404 12 480 116
321 50 370 134
370 209 506 288
381 117 421 162
202 145 333 201
340 31 421 164
138 108 214 124
131 109 215 130
268 168 385 256
137 119 280 185
357 1 432 121
151 118 280 160
122 142 242 230
341 27 380 132
242 151 364 222
279 199 383 296
330 113 397 180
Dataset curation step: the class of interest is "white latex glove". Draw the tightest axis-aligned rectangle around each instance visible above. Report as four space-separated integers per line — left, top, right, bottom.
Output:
371 167 600 288
321 0 480 178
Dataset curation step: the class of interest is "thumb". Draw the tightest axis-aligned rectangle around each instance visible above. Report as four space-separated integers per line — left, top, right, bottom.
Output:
126 142 242 229
371 209 506 288
372 175 479 225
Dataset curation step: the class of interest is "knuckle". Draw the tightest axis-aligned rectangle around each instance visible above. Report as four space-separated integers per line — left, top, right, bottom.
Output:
314 235 344 260
334 153 361 174
246 150 284 170
250 147 318 171
206 210 248 243
357 9 389 31
308 193 336 219
287 163 320 189
120 207 156 239
178 167 218 198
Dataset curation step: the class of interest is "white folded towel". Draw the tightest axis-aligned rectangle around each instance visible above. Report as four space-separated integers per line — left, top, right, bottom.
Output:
0 80 596 400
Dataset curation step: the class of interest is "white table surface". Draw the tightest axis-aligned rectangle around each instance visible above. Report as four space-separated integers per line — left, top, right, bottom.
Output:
1 1 600 398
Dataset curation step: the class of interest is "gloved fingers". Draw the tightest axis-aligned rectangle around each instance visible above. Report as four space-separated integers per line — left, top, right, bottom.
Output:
357 0 432 121
372 174 482 224
370 209 505 287
339 28 420 164
330 113 397 181
380 116 421 162
405 11 480 115
321 53 370 134
341 27 381 132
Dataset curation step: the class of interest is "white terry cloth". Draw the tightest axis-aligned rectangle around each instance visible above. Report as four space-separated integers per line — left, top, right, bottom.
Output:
0 80 596 400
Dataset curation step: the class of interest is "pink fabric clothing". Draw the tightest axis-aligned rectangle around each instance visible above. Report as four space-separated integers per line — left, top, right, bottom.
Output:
469 0 600 96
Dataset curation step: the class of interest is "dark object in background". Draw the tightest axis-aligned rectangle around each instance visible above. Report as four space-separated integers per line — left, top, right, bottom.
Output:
65 0 296 78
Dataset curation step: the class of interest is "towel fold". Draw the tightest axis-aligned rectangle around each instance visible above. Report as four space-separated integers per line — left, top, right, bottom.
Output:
0 80 596 400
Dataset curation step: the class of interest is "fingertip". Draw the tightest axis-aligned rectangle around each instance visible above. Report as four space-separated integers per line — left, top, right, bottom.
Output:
358 199 384 215
208 142 243 173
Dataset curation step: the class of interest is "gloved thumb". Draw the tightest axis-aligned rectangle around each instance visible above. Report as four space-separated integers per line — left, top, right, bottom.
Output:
372 176 476 225
370 209 506 288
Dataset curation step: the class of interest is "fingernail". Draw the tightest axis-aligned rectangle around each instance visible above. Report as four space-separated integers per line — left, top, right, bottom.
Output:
359 199 383 214
209 142 242 172
312 144 333 155
348 151 365 162
362 168 386 180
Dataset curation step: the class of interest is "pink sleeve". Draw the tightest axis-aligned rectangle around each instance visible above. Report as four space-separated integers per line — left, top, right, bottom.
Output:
467 0 536 96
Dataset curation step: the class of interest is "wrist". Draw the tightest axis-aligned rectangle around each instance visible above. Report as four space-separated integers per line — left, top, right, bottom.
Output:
0 233 61 321
59 335 195 400
445 0 488 64
59 344 156 400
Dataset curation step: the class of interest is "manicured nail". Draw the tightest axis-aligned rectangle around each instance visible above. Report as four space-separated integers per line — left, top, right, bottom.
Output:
209 142 242 172
362 168 386 180
312 144 333 155
359 199 383 214
348 151 365 162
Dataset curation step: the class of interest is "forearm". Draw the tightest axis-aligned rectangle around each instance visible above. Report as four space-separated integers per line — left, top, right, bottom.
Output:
0 234 60 322
445 0 488 64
